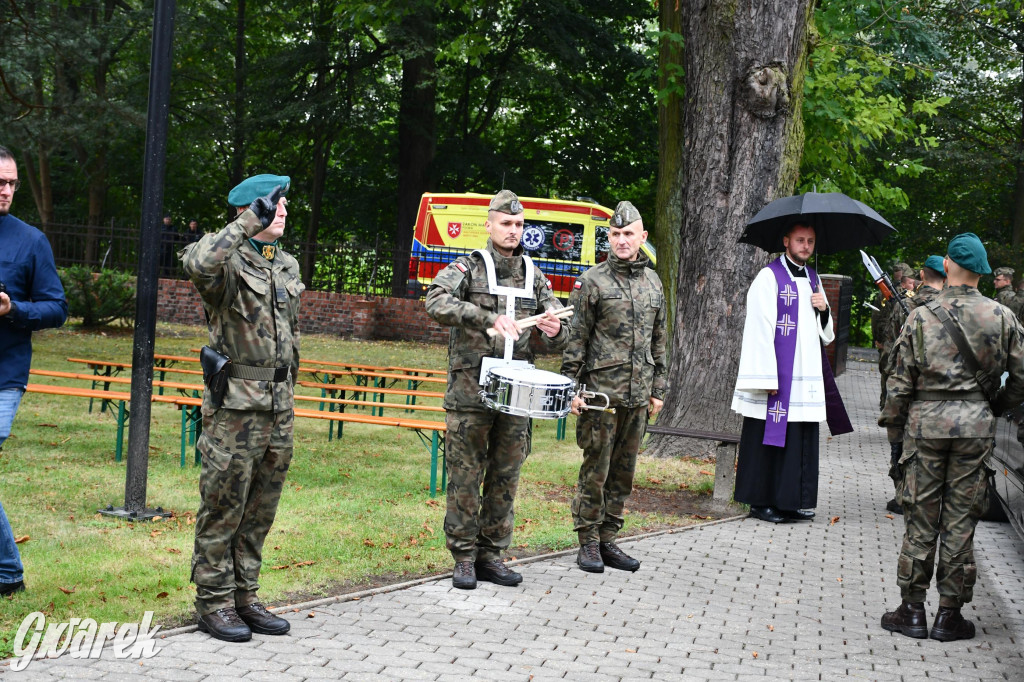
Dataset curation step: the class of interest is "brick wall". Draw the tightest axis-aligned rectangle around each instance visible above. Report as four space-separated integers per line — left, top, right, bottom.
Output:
820 274 852 376
156 278 449 343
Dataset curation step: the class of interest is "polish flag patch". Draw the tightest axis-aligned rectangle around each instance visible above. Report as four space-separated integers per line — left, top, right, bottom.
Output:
573 280 582 289
453 262 467 273
546 278 553 289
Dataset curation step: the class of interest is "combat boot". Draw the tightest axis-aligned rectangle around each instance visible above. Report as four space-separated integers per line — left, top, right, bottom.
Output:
600 542 640 572
475 558 522 586
236 603 290 635
452 561 476 590
197 607 252 642
930 606 976 642
880 601 928 639
577 542 604 573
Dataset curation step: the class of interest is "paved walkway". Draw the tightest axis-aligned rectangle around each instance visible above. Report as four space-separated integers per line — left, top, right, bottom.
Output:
4 358 1023 680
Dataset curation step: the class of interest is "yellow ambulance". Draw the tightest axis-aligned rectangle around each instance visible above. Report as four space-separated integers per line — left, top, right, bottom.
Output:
407 192 656 298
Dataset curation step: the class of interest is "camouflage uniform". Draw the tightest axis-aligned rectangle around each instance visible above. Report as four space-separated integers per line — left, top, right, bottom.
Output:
879 285 1024 608
874 262 913 410
561 250 666 544
425 239 566 562
181 209 304 616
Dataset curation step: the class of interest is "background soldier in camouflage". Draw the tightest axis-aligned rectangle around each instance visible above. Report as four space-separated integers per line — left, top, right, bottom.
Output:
561 201 666 574
992 266 1015 308
180 174 304 642
872 261 914 410
879 232 1024 642
425 189 567 590
881 255 946 515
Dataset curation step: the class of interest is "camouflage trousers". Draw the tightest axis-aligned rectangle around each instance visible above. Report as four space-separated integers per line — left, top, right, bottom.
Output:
191 408 294 616
897 437 993 608
571 404 648 544
444 409 531 563
878 349 890 410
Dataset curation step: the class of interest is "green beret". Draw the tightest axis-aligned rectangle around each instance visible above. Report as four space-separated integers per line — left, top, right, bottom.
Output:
227 174 290 207
609 201 642 228
993 266 1015 278
947 232 991 275
924 255 945 274
488 189 523 215
893 262 912 277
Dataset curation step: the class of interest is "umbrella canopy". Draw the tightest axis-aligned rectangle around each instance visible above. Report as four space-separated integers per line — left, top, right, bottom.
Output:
740 191 896 255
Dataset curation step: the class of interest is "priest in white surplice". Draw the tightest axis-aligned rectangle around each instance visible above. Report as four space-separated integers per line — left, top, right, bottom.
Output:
731 223 851 524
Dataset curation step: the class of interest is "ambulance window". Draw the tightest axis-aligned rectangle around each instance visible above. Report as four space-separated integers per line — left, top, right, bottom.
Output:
595 225 609 263
520 220 584 262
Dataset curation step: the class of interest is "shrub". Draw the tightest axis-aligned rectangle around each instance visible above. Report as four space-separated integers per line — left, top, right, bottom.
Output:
59 266 136 327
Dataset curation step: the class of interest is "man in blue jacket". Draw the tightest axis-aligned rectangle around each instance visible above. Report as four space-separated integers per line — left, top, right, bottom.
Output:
0 145 68 597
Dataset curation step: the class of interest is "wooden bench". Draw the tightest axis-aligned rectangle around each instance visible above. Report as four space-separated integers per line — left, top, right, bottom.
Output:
29 375 450 496
645 425 741 506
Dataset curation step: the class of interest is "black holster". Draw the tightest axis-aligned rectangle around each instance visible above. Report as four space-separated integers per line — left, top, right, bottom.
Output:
200 346 231 409
888 440 903 484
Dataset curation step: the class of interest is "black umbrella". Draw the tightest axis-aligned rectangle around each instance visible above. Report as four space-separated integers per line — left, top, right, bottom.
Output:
740 191 896 255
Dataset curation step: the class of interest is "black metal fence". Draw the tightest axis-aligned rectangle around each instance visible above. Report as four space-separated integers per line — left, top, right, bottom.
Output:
41 222 419 298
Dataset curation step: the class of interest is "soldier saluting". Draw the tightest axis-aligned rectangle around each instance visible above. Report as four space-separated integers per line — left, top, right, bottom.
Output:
181 175 304 642
879 233 1024 642
560 201 666 573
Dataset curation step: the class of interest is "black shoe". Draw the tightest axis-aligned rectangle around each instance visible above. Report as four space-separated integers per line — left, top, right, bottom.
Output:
881 601 928 639
778 508 815 521
577 542 604 573
885 498 904 515
452 561 477 590
197 608 252 642
236 602 290 635
749 506 788 523
0 581 25 597
930 606 976 642
600 542 640 572
475 559 522 586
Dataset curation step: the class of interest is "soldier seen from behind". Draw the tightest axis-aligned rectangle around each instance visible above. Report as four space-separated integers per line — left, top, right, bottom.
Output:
425 189 567 590
881 255 946 515
561 201 666 574
879 233 1024 642
180 174 305 642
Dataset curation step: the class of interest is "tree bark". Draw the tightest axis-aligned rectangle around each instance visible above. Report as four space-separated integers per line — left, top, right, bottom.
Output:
230 0 246 188
394 6 437 297
653 0 684 341
647 0 815 458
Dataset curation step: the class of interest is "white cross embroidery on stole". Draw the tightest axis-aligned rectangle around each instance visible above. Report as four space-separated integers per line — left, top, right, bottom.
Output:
777 313 796 337
768 401 787 423
779 284 797 306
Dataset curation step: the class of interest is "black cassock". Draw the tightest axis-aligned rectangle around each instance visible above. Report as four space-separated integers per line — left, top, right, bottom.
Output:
734 417 819 511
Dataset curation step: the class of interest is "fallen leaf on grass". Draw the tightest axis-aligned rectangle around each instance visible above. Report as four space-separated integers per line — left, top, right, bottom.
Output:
150 530 162 538
156 592 169 599
58 587 75 595
829 516 840 525
14 535 29 544
647 478 662 485
37 423 59 428
363 538 376 547
426 499 440 507
165 548 181 554
699 470 714 476
691 514 712 520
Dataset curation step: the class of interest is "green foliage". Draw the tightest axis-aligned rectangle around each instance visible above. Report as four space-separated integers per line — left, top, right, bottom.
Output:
59 266 136 328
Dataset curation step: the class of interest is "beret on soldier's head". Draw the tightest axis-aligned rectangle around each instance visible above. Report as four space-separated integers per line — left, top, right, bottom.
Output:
947 232 992 275
924 255 946 274
488 189 523 215
227 174 290 207
609 201 642 228
893 262 913 277
993 266 1015 278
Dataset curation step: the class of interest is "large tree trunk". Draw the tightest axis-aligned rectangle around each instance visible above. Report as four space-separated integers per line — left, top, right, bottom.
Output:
648 0 815 458
394 7 437 297
653 0 684 341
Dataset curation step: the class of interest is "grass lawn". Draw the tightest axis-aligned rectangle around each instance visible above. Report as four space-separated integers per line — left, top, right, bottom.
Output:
0 322 731 658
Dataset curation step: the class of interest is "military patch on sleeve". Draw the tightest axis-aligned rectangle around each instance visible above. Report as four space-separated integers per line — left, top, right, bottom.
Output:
573 280 582 289
453 262 468 273
546 278 553 289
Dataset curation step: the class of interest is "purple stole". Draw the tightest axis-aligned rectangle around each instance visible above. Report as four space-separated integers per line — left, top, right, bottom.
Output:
763 258 853 447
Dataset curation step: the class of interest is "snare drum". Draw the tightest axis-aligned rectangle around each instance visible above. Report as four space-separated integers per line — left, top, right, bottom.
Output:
480 366 575 419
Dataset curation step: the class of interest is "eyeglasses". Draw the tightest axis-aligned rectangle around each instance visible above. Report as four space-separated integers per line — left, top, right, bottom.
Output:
0 179 20 191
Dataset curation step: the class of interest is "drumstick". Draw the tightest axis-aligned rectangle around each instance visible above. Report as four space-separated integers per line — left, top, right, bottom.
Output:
486 306 574 337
